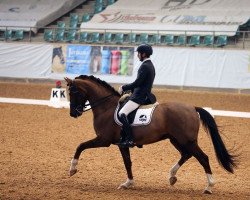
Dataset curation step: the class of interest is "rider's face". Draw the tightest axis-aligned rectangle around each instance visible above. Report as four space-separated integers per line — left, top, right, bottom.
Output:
137 52 145 62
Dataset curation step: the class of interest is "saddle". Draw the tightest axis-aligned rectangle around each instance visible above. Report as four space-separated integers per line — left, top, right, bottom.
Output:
114 94 159 126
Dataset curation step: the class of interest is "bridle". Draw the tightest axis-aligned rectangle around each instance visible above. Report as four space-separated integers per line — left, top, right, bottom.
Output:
69 84 115 113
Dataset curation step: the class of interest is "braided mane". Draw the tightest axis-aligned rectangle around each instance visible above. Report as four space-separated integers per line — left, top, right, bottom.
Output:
76 75 120 96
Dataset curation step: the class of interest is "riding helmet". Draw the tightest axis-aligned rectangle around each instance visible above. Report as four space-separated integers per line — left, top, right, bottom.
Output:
136 44 153 56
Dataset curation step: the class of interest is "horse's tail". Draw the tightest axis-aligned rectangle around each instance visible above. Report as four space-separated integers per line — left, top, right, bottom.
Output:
195 107 237 173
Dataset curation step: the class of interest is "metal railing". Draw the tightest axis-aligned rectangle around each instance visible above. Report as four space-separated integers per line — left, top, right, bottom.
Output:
0 25 250 49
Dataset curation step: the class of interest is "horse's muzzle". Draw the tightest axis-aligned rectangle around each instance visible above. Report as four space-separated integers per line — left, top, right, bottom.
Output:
70 105 83 118
70 112 81 118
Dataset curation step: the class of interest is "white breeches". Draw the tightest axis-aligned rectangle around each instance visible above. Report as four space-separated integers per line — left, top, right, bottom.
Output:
118 100 139 117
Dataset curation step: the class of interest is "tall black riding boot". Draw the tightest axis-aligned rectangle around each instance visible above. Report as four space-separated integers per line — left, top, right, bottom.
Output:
118 113 134 148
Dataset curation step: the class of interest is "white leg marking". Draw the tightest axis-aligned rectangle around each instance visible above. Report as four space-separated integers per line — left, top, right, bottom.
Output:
204 173 215 194
169 163 180 186
118 178 134 189
170 163 180 177
69 159 78 176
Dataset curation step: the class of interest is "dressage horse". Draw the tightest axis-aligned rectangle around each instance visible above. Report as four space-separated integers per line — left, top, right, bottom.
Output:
65 75 237 194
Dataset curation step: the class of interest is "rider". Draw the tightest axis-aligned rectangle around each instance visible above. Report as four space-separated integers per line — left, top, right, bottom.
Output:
117 44 156 148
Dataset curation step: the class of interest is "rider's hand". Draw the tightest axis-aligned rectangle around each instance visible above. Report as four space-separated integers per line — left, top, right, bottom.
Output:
118 86 123 95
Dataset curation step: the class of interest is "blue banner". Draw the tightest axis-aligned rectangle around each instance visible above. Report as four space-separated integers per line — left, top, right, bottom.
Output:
66 45 91 74
101 50 111 74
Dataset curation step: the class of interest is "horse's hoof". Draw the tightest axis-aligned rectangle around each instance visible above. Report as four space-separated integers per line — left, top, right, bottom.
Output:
117 184 128 190
69 169 77 176
117 179 134 189
169 176 177 186
203 189 212 194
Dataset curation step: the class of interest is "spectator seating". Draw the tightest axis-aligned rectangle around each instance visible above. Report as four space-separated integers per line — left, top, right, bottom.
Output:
0 30 12 40
42 28 231 49
96 0 104 4
94 3 103 14
113 33 124 44
188 35 200 46
0 0 240 48
138 33 148 44
65 30 77 42
82 13 91 22
79 32 88 43
162 34 174 46
12 30 24 41
86 32 100 43
92 32 101 43
123 32 136 44
4 30 13 40
175 35 187 46
57 21 66 30
95 5 103 13
103 32 113 43
202 35 214 46
70 13 79 24
148 34 161 45
215 35 228 47
0 29 25 41
69 21 78 29
44 29 54 42
55 30 65 42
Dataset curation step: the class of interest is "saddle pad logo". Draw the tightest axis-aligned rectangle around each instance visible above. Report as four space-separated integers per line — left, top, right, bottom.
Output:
139 114 147 122
114 103 158 126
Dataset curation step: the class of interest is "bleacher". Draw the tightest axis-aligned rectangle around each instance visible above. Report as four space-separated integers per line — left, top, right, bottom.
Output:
0 0 249 49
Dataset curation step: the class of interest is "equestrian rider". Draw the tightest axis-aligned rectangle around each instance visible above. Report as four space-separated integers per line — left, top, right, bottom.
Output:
117 44 156 148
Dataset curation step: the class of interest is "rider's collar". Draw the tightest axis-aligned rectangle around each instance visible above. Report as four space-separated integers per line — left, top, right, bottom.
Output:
142 58 151 63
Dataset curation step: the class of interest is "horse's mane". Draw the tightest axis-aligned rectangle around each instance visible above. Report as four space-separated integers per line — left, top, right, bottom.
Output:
76 75 120 96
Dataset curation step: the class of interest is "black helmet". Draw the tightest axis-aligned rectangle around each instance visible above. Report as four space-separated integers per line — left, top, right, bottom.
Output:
136 44 153 56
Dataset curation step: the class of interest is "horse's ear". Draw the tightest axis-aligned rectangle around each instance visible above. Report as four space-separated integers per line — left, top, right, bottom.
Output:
64 77 72 86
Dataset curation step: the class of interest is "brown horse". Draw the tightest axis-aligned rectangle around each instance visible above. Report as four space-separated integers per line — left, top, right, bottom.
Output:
64 75 236 194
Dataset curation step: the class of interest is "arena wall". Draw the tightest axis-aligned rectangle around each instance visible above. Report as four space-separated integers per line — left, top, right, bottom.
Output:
0 42 249 91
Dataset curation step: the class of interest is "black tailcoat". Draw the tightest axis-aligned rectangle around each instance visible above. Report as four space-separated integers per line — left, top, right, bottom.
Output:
122 59 156 104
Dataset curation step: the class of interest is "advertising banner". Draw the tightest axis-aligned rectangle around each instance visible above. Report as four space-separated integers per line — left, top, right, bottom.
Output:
81 0 250 36
52 44 134 76
66 45 91 74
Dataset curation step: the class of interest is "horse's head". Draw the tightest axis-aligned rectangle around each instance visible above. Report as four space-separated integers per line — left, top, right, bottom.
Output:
65 77 87 118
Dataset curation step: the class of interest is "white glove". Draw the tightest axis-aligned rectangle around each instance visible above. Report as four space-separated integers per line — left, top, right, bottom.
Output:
118 86 123 95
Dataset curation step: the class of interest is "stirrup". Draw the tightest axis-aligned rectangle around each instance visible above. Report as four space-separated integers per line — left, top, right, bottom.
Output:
117 140 135 148
115 137 124 145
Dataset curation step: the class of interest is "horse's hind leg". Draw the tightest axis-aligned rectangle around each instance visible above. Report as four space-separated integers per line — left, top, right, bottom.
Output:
186 141 215 194
169 139 192 186
118 147 134 189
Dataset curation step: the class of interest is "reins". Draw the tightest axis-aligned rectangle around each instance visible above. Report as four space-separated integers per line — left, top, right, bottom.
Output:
82 94 115 112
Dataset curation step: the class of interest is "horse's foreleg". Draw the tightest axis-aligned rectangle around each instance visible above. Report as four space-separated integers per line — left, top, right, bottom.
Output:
118 147 134 189
169 139 192 185
69 137 110 176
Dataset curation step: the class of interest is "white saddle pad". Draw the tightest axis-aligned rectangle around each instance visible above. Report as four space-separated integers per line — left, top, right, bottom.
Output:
114 102 159 126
